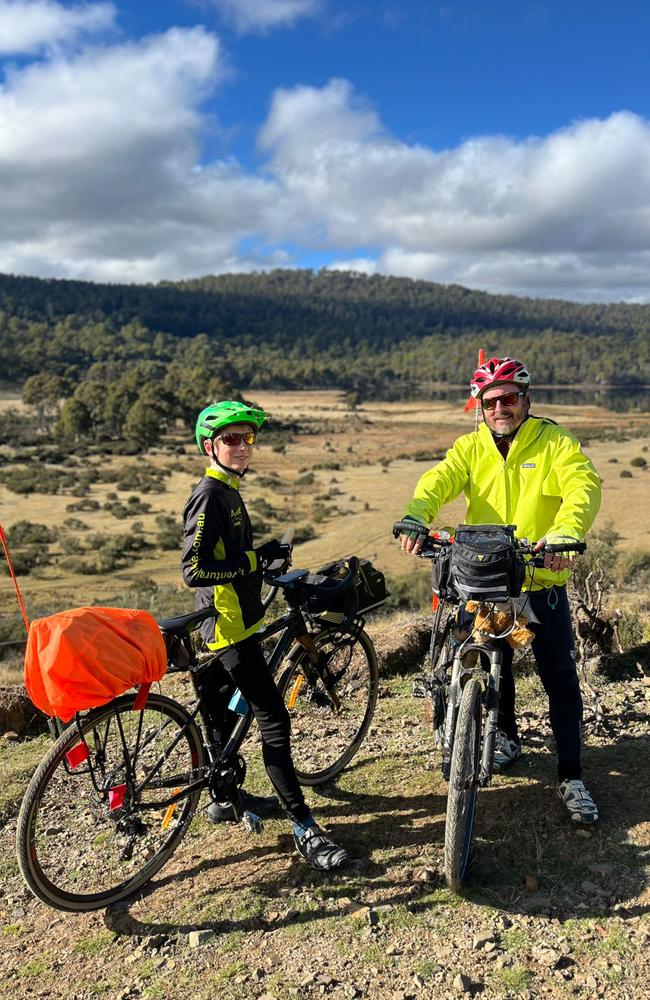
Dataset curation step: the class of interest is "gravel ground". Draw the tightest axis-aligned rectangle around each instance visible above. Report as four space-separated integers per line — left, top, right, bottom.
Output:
0 668 648 1000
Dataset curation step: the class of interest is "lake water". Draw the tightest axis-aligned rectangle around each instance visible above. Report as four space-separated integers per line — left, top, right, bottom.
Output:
428 387 650 412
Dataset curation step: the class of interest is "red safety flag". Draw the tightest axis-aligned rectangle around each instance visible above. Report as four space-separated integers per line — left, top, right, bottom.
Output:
464 349 485 417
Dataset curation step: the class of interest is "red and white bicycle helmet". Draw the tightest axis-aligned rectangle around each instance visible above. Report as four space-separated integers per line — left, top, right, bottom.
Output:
470 356 531 399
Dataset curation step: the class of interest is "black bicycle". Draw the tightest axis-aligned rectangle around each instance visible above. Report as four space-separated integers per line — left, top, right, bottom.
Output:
393 521 585 891
16 556 384 912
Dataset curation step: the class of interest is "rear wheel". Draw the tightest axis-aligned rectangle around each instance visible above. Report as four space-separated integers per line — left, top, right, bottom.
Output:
16 693 204 912
278 627 378 786
444 677 483 891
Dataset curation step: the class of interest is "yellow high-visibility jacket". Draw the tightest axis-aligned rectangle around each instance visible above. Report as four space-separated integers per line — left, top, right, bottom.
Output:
405 416 601 591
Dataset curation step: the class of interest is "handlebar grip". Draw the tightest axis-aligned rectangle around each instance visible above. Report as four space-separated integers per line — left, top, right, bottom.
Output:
392 519 431 539
281 526 295 545
543 542 587 554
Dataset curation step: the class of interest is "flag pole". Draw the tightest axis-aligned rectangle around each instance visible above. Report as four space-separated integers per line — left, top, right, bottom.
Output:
0 523 30 633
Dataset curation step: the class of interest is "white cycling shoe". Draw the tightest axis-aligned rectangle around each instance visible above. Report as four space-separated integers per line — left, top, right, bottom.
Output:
492 730 522 773
558 779 599 826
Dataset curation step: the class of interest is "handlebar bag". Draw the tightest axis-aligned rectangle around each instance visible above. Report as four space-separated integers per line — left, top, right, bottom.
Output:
431 546 456 602
24 606 167 722
315 557 388 616
449 526 525 603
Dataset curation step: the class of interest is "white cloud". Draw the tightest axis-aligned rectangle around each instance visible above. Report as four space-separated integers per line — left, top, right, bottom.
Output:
208 0 321 34
1 20 650 303
0 0 115 54
0 25 286 280
260 80 650 300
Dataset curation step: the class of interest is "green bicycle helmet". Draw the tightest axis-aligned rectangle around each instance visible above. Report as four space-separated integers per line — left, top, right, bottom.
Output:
195 400 267 453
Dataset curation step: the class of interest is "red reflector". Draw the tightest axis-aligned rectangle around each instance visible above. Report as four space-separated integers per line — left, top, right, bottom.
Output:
108 783 127 811
431 593 440 611
133 682 151 711
66 741 90 769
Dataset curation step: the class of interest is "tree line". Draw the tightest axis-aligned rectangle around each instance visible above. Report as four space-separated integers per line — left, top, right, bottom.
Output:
1 268 649 449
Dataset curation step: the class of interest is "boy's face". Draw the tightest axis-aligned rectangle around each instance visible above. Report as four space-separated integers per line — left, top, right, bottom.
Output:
207 422 256 473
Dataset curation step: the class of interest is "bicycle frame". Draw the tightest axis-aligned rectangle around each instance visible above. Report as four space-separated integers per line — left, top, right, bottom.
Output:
66 603 356 824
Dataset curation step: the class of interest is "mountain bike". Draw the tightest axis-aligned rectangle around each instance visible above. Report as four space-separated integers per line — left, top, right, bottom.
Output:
392 520 585 891
16 556 383 912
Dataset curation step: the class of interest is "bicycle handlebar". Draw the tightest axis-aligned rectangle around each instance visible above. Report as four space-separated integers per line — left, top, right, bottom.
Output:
392 521 587 560
261 526 296 610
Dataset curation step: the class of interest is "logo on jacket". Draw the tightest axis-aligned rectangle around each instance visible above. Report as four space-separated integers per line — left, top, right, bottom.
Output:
230 505 243 527
522 463 536 469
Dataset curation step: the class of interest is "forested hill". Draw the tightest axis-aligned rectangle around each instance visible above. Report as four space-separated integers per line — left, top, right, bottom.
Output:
1 269 649 395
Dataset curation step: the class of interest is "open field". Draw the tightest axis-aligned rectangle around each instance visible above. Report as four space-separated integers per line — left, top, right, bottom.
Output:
2 389 650 618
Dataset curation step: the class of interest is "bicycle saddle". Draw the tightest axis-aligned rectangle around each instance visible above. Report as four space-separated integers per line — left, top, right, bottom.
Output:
157 607 216 638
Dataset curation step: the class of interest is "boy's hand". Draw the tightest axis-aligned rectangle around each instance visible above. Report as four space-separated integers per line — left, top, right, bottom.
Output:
256 539 292 572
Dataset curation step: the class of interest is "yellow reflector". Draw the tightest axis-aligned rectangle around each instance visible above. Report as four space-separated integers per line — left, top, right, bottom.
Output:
288 674 304 709
162 789 181 829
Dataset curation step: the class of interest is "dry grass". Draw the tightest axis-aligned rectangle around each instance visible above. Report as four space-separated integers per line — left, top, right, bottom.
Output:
2 388 650 620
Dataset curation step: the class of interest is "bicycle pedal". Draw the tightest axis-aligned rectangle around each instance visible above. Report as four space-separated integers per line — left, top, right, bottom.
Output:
412 675 432 698
241 810 264 834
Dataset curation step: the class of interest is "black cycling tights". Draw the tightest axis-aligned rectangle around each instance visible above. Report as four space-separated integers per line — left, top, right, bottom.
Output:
194 635 311 824
498 585 583 782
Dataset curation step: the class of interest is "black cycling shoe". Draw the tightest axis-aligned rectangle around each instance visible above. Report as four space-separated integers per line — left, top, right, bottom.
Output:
294 824 349 871
207 790 281 823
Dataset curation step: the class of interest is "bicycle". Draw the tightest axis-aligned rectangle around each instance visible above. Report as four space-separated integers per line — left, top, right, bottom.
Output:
392 520 585 891
16 555 384 912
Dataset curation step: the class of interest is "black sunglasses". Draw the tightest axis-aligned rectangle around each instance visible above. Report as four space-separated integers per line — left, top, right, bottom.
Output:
481 391 526 410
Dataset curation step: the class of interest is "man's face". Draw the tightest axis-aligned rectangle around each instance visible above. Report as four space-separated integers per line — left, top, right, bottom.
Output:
207 422 256 473
481 383 530 436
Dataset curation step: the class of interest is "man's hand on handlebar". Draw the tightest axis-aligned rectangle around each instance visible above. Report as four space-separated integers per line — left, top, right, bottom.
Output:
393 517 430 556
534 536 578 573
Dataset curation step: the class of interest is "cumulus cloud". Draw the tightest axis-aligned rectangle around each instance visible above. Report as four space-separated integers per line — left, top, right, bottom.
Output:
208 0 322 34
0 0 115 54
1 21 650 302
260 80 650 300
0 25 286 280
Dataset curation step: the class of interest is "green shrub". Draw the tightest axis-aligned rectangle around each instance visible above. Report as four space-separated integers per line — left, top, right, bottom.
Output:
293 524 317 543
295 472 315 486
630 456 647 467
66 498 100 512
382 573 432 612
64 517 89 531
619 469 633 478
7 521 57 546
155 514 182 550
113 463 166 494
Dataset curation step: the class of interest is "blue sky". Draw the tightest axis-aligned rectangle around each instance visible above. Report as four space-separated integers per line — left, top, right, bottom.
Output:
1 0 650 300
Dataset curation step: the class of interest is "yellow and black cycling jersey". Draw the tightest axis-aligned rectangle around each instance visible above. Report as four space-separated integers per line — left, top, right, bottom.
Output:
181 468 264 649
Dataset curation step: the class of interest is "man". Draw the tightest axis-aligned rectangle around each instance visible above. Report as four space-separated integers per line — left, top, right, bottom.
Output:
397 357 601 825
181 399 348 869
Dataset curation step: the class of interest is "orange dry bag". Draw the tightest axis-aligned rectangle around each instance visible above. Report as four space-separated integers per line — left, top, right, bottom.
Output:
24 607 167 722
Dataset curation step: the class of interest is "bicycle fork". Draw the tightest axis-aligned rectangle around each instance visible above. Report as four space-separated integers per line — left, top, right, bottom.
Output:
441 644 502 785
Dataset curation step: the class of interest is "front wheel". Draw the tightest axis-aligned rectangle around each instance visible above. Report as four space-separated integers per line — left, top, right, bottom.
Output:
444 677 483 891
278 626 379 786
16 693 205 912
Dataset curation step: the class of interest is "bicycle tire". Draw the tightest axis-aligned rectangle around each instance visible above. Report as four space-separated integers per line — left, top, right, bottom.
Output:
444 677 482 891
16 692 205 912
278 626 378 786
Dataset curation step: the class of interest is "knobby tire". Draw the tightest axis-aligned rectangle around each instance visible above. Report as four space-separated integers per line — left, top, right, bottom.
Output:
444 677 482 891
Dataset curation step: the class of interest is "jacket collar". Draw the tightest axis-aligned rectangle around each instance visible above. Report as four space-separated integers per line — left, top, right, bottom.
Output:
205 467 240 489
478 415 541 459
